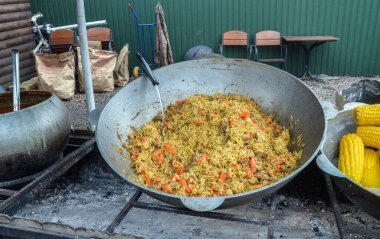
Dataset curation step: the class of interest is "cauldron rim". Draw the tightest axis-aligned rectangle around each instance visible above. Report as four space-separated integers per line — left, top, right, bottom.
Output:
0 91 54 116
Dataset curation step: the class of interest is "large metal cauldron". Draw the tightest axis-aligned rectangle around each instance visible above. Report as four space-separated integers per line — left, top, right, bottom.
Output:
96 58 326 211
0 91 71 181
316 110 380 219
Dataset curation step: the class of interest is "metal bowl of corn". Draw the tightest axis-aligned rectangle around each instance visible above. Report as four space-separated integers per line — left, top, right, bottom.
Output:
316 106 380 219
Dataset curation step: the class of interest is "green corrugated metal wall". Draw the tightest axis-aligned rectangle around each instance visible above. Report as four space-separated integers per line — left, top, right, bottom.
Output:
30 0 380 76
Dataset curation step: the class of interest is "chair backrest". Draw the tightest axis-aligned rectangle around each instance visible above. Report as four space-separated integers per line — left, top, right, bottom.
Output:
49 29 75 53
222 30 248 46
87 27 113 50
255 30 281 46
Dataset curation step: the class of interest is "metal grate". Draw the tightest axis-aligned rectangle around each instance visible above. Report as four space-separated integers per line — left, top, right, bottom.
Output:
0 133 378 238
324 175 380 239
0 129 96 215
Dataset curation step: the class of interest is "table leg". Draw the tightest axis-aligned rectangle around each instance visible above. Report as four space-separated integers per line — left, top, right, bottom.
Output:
298 41 325 81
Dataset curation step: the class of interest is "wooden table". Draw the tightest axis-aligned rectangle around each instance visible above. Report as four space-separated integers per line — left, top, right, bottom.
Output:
282 36 339 80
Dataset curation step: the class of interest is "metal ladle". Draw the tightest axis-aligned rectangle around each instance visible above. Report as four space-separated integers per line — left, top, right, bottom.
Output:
12 49 20 111
136 52 165 131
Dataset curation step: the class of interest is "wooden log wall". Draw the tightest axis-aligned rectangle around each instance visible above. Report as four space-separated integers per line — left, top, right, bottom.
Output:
0 0 36 85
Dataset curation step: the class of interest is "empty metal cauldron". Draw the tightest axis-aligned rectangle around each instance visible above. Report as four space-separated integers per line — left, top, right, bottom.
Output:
0 91 71 181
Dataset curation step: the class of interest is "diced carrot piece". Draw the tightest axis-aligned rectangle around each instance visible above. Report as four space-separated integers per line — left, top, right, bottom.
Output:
219 172 227 182
175 167 185 174
198 108 204 116
196 158 203 165
232 162 238 169
208 172 214 176
246 168 253 178
212 190 218 196
170 175 175 180
229 117 236 126
141 137 148 142
176 178 191 193
221 189 226 196
194 120 205 126
239 111 250 119
185 185 192 194
132 132 138 137
153 150 164 165
203 153 209 160
275 164 282 173
153 177 159 184
176 99 187 106
164 144 177 155
131 155 137 160
165 121 171 128
249 158 257 173
209 114 218 119
144 175 152 186
163 184 172 193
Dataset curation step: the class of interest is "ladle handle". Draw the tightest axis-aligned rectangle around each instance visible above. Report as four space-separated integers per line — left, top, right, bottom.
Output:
136 52 159 86
12 49 20 111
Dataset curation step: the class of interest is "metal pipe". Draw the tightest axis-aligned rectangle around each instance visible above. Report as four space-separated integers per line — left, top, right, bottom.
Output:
33 20 107 33
12 49 20 112
52 20 106 31
75 0 96 131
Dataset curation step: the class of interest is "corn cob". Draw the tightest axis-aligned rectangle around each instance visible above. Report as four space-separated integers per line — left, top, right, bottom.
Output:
360 148 380 188
338 134 365 183
357 126 380 149
353 104 380 126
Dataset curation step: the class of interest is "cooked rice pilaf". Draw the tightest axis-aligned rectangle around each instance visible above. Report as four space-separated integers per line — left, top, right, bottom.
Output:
123 93 302 196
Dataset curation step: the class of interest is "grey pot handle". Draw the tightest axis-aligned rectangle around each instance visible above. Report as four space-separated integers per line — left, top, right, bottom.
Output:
316 153 345 178
180 197 225 211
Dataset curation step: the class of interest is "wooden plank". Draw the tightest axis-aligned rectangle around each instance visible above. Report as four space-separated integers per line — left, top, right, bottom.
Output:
0 58 35 76
0 34 34 50
87 27 111 42
0 41 35 59
223 30 247 40
0 3 30 14
2 72 36 86
256 30 281 40
0 11 31 24
0 20 32 33
223 39 247 46
256 39 281 46
0 50 34 68
282 36 339 42
0 27 33 41
0 65 35 85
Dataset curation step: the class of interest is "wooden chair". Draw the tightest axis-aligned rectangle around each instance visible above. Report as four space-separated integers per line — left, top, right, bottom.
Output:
250 30 287 70
87 27 114 51
49 29 76 54
220 30 249 59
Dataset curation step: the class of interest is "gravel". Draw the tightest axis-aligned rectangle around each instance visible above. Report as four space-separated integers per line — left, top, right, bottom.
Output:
63 76 380 128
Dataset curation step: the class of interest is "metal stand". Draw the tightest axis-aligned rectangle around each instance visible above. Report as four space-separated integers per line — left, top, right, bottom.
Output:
297 41 326 81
